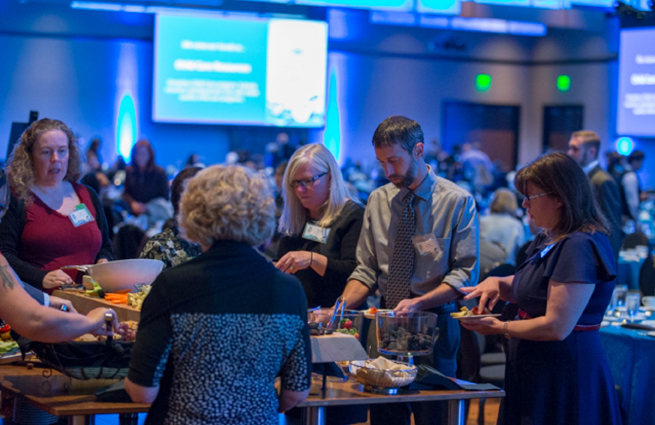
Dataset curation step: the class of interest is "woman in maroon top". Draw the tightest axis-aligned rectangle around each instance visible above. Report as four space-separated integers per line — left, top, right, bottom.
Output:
0 119 113 292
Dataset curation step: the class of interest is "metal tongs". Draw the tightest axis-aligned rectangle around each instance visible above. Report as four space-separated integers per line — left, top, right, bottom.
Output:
326 296 347 334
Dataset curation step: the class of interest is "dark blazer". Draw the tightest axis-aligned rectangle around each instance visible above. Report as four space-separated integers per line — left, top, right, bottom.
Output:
588 165 624 259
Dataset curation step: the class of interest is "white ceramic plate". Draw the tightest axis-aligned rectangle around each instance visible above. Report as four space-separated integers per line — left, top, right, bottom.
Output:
364 309 393 320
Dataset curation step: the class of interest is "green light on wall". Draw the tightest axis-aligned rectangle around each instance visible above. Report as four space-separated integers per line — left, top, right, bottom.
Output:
557 75 571 92
475 74 492 91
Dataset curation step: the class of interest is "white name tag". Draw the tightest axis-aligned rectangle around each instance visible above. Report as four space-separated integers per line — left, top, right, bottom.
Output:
69 204 95 228
413 233 441 256
302 223 330 244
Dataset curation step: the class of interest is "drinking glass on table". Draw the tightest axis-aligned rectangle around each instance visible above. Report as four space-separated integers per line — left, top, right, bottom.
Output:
615 285 628 308
606 288 619 316
626 293 640 322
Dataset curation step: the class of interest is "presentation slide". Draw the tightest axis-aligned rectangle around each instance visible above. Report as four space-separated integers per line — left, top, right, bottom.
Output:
153 14 328 127
617 28 655 137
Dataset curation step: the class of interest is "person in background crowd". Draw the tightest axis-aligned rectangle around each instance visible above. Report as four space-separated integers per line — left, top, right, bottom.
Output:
125 165 311 424
184 153 205 168
140 167 203 269
277 144 364 309
262 161 289 259
461 142 494 196
605 150 625 183
85 137 103 172
0 119 113 292
620 150 645 223
480 188 525 266
266 132 297 169
461 152 621 425
567 131 624 259
122 140 169 216
340 116 479 425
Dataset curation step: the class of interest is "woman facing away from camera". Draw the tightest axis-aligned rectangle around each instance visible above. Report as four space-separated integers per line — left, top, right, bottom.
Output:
125 165 311 425
461 152 621 425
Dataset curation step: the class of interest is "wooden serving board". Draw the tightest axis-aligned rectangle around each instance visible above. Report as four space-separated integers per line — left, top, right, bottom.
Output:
310 333 367 363
53 290 140 323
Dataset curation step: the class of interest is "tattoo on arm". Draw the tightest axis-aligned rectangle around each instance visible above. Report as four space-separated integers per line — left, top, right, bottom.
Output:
0 258 15 290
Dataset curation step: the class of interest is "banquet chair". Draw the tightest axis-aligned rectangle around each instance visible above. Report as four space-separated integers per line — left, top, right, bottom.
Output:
457 325 506 425
639 255 655 296
622 230 648 250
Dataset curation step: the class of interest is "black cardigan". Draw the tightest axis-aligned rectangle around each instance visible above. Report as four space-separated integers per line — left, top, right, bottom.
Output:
0 184 113 290
277 200 364 309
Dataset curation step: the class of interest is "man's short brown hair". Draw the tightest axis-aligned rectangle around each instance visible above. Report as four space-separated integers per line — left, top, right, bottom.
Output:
571 131 601 157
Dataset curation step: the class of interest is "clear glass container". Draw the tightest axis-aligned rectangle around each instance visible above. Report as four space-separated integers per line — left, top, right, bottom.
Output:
376 311 438 357
308 309 364 340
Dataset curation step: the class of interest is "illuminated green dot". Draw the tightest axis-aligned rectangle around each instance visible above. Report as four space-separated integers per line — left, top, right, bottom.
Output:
557 75 571 92
475 74 492 91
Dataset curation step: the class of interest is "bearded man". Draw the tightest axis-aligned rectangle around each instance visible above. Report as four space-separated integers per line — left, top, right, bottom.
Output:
339 115 480 425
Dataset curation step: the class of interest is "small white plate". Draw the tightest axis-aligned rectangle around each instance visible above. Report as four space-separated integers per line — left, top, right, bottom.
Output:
364 309 393 319
452 314 501 321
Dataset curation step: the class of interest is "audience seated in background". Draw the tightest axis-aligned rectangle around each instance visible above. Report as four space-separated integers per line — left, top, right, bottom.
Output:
480 188 524 265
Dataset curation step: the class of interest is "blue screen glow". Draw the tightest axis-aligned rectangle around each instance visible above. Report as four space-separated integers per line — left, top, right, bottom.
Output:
617 28 655 137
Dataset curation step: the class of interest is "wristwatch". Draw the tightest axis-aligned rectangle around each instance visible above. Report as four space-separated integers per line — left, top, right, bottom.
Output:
503 321 511 340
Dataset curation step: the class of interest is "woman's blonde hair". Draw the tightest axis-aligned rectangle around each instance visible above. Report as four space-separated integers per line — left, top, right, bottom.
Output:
8 119 82 204
489 188 518 215
178 165 276 247
278 144 357 236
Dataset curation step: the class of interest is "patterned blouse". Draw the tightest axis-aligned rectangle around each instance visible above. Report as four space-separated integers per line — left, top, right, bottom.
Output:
140 226 202 269
128 240 312 425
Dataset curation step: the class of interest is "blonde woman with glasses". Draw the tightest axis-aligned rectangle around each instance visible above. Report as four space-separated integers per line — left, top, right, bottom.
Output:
276 144 364 309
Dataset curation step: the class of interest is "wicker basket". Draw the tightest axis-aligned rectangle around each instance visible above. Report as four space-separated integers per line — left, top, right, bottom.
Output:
18 337 133 380
349 360 417 389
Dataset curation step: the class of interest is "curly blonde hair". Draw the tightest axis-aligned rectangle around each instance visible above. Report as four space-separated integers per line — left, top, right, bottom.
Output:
178 165 276 247
8 119 82 204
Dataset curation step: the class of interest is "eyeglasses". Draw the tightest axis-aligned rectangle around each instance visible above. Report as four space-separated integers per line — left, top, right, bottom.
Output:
292 172 327 190
526 192 550 202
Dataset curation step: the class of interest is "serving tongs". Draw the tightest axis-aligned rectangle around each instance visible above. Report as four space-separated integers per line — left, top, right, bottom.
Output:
326 297 347 334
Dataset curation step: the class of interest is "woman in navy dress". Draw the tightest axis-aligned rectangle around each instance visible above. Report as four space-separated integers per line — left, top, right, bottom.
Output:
461 152 622 425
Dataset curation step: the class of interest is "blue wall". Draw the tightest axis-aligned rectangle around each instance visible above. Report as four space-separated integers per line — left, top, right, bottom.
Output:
0 3 650 188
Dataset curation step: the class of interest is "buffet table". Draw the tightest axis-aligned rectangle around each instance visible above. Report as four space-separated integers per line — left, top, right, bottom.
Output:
0 363 149 424
298 379 504 425
0 363 503 425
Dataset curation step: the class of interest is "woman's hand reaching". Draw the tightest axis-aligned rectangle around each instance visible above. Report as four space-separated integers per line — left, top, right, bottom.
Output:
461 276 503 314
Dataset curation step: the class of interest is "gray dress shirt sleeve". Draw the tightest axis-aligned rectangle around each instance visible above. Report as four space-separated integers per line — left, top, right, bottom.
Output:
440 193 479 292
